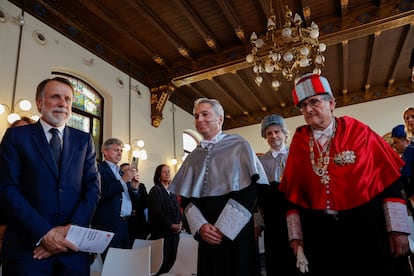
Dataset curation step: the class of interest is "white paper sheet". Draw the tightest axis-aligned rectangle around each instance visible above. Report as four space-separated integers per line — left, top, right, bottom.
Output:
66 225 114 253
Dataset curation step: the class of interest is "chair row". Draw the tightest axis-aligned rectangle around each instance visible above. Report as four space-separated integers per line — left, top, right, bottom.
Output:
93 233 198 276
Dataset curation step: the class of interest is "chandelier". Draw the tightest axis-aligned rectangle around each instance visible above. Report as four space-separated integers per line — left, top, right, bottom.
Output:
246 2 326 90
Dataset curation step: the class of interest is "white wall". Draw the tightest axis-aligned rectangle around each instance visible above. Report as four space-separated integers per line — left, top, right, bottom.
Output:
0 1 195 187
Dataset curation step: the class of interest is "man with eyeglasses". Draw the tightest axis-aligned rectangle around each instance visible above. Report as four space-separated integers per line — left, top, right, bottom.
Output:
279 73 412 275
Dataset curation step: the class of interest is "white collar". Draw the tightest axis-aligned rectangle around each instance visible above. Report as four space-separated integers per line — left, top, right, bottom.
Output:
39 119 65 136
200 132 225 148
271 144 287 158
312 120 334 140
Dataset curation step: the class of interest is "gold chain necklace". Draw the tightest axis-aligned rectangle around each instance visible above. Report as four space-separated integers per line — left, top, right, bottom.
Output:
309 119 336 185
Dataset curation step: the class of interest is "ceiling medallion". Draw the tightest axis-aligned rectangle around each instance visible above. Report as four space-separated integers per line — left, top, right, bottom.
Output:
246 1 326 90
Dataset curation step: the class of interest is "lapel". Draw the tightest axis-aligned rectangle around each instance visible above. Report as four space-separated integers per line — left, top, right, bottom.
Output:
101 161 119 181
31 122 59 178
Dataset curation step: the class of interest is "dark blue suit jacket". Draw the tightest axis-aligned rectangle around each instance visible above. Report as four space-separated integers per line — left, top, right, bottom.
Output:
0 121 101 259
92 161 136 232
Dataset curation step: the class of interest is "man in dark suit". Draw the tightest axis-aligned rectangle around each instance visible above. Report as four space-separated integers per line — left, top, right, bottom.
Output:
91 138 139 259
0 77 101 275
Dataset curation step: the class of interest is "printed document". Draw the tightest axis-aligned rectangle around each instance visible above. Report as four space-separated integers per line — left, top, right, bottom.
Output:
66 225 114 253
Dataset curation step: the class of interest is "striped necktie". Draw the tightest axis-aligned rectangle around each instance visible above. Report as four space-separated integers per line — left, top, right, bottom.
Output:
49 128 61 166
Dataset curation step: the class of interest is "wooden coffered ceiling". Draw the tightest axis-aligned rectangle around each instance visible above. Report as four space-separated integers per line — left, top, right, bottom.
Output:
9 0 414 129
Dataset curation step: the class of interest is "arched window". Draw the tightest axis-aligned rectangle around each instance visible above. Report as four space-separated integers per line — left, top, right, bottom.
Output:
182 129 202 160
52 72 104 160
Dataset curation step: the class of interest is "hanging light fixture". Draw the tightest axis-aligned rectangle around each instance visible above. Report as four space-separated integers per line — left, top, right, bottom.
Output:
246 1 326 90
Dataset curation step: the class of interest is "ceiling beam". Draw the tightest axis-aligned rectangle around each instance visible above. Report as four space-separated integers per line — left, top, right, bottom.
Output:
388 23 414 87
78 1 155 57
233 72 267 111
172 0 221 53
215 0 248 43
172 11 414 87
340 0 349 16
34 0 151 74
341 40 349 96
210 78 248 115
364 32 382 92
134 0 195 62
186 85 206 98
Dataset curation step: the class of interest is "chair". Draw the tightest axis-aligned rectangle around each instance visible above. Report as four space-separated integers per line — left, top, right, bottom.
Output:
101 247 151 276
90 253 103 276
166 233 198 276
133 238 164 275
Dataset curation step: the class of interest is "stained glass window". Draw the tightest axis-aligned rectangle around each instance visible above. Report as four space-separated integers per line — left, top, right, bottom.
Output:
52 72 104 161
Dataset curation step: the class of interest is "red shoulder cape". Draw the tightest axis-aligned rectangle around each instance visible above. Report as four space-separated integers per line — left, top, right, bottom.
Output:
279 116 404 210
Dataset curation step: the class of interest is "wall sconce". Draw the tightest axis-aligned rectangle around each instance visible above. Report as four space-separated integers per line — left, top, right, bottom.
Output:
170 155 186 167
0 99 39 124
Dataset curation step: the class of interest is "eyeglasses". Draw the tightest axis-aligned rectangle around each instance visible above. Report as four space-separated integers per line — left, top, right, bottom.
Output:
298 97 324 112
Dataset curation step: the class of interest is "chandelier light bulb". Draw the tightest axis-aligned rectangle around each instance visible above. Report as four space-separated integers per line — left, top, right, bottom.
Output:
272 80 281 88
310 29 319 39
319 43 327 52
315 55 325 64
255 75 263 86
283 52 294 62
246 54 254 63
313 68 322 75
299 57 310 67
293 13 303 25
272 53 281 62
255 38 264 48
300 47 310 56
267 19 276 29
310 22 319 29
265 63 274 73
171 158 178 165
250 32 257 42
282 27 292 38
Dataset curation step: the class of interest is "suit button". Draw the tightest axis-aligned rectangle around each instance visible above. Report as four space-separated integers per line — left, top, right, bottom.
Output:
59 189 63 193
54 213 60 217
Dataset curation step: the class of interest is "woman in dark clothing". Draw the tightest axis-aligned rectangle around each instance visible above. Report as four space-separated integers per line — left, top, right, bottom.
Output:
148 164 182 276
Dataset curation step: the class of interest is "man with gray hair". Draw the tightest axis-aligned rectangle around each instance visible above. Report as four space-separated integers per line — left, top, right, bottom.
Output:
92 138 139 260
169 98 269 276
280 73 412 275
0 77 100 275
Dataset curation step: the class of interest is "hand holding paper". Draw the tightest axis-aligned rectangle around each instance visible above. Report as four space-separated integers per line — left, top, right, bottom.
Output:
65 225 114 254
214 198 251 240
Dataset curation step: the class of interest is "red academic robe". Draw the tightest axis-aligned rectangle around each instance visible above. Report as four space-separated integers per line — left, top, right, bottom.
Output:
280 116 404 210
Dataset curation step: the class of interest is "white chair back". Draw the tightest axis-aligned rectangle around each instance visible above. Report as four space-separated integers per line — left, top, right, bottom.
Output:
133 238 164 275
101 247 151 276
167 233 198 276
